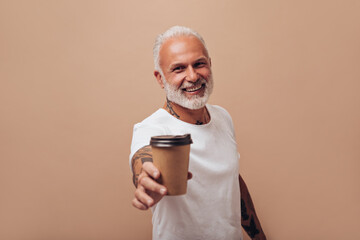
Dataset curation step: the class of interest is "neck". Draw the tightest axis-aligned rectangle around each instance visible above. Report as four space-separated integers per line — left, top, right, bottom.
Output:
163 99 210 125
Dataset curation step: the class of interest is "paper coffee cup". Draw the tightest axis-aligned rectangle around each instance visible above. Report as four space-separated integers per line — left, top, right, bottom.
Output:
150 134 192 195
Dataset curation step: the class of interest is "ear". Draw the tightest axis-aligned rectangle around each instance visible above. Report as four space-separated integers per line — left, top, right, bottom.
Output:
208 57 212 67
154 71 164 89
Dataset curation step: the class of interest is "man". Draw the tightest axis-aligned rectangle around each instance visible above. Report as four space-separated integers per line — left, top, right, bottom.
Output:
130 26 267 240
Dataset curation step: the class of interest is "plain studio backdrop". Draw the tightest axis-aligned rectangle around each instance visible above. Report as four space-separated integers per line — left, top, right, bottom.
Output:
1 1 359 239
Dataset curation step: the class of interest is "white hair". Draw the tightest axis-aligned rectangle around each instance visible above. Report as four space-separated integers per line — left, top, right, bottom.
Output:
153 26 209 75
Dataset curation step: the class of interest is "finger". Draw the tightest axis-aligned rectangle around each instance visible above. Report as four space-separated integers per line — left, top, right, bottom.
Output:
142 162 160 179
187 171 193 180
135 184 154 207
132 197 148 210
139 175 167 195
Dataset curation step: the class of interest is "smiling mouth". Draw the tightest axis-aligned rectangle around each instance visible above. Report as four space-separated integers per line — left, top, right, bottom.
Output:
183 84 205 93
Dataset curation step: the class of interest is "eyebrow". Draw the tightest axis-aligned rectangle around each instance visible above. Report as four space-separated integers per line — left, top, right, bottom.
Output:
169 57 209 70
169 63 185 69
194 57 208 62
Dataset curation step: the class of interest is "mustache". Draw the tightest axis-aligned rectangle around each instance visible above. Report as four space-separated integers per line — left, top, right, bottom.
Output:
181 77 207 89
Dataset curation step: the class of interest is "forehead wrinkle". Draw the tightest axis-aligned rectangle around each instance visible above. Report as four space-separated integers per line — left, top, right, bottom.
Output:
159 36 207 60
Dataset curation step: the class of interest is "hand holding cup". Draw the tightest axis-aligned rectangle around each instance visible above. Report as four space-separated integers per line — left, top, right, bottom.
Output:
132 161 193 210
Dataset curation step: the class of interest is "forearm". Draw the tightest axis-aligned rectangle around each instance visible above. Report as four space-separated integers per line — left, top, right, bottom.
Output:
239 174 267 240
131 146 166 210
131 145 153 187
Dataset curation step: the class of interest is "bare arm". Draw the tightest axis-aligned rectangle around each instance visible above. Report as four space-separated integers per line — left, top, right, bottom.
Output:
131 145 192 210
131 145 167 210
131 145 153 187
239 174 267 240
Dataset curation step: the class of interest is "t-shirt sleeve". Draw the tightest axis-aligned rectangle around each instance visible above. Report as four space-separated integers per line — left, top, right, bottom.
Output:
213 105 237 138
129 123 165 167
212 105 240 160
223 109 241 160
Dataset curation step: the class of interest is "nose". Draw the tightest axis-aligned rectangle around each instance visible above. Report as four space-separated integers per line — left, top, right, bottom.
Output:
185 66 198 82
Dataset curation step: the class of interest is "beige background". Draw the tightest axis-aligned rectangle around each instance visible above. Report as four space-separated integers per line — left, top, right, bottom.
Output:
1 0 359 239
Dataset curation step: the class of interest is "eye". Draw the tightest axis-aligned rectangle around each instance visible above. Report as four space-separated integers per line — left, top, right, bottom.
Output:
172 66 185 73
194 62 206 68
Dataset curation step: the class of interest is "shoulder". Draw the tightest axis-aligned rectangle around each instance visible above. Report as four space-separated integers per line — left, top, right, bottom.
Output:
137 108 170 125
130 109 169 165
134 109 167 128
207 104 233 122
132 109 169 135
207 104 237 139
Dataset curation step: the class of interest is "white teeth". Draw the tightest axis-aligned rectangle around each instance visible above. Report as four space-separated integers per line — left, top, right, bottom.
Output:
185 85 202 92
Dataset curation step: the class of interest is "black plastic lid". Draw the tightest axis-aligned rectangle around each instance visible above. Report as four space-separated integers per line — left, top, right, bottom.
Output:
150 134 193 147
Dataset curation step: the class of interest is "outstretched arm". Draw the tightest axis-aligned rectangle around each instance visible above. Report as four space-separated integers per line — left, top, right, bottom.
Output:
131 145 192 210
239 174 267 240
131 145 153 187
131 145 167 210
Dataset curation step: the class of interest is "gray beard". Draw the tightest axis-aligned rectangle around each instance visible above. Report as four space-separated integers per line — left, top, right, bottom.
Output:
163 75 214 110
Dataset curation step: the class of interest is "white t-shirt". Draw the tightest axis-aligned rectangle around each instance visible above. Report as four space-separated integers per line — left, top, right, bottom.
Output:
130 104 243 240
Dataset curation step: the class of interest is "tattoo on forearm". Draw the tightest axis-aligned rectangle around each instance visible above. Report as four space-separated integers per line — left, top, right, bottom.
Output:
240 174 263 238
141 158 152 164
242 216 260 238
131 145 153 186
241 196 260 237
241 199 250 221
133 173 140 186
166 98 180 119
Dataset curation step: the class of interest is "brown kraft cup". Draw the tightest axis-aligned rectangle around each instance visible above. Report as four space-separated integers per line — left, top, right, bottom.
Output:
150 134 193 195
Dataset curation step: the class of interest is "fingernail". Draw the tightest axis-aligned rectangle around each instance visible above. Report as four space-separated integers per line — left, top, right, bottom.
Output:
160 188 166 195
153 171 159 178
147 200 153 206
